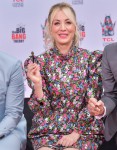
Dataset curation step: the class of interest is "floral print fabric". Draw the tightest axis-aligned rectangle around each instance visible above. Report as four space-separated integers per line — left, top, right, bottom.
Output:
24 47 104 150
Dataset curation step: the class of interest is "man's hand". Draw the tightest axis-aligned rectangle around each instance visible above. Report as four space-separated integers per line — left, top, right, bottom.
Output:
87 98 105 116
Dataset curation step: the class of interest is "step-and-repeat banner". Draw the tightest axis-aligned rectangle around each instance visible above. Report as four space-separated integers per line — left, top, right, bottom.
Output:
0 0 116 97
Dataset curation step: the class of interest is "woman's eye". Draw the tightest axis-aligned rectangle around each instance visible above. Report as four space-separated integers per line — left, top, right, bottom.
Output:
54 22 60 25
66 21 72 24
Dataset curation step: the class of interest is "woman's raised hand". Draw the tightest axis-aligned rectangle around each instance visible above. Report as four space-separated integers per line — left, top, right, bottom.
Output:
27 63 42 86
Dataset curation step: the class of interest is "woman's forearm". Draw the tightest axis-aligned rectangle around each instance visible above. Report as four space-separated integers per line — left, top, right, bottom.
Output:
34 83 43 99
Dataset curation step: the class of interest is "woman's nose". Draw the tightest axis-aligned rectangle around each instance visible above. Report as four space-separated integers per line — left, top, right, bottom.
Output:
60 23 66 30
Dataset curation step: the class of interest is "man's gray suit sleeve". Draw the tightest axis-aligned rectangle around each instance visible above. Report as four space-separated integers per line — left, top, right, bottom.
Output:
101 46 117 116
0 60 24 136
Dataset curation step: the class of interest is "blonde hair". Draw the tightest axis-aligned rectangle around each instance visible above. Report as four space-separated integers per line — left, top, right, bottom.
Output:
44 2 79 50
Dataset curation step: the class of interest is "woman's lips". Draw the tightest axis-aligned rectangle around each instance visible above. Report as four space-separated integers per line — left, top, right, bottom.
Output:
59 33 68 38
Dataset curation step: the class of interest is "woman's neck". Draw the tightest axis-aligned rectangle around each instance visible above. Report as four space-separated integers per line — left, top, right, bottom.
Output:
55 42 73 55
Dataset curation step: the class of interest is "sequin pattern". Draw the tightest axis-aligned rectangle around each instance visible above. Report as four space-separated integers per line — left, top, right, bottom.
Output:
24 47 104 150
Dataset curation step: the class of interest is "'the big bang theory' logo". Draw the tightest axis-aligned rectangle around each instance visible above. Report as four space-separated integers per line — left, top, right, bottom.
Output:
101 15 116 46
12 0 24 7
12 25 26 43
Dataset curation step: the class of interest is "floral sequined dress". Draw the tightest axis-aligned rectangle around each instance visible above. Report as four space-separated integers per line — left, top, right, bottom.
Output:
24 47 104 150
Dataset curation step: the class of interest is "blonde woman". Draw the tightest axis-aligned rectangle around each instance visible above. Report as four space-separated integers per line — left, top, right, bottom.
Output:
25 2 104 150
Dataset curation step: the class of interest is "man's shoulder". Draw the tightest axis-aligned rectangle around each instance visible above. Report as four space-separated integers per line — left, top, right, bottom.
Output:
0 51 20 64
103 42 117 63
104 42 117 52
0 51 21 72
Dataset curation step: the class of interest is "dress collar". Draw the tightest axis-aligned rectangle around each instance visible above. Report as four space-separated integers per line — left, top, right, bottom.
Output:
52 45 77 60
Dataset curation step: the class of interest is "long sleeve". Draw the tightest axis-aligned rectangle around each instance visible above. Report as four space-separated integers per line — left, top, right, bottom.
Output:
77 50 104 135
0 61 24 136
24 55 51 114
101 45 117 116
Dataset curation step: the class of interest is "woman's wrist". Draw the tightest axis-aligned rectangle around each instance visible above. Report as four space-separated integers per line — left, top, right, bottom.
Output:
34 82 42 89
33 83 43 99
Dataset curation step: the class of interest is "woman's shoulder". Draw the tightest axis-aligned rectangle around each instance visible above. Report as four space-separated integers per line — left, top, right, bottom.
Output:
90 50 103 59
78 47 102 57
24 50 53 69
37 49 52 61
77 47 91 58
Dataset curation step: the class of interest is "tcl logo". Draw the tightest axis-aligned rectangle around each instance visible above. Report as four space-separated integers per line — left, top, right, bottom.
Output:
103 38 114 42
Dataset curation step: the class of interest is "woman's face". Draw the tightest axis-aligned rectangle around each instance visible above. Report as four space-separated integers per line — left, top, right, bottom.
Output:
51 10 76 47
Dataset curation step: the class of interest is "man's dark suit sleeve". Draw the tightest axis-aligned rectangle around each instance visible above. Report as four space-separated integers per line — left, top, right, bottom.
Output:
101 45 117 116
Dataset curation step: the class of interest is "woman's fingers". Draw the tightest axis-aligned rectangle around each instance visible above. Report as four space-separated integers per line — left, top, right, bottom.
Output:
88 98 105 116
57 133 79 147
